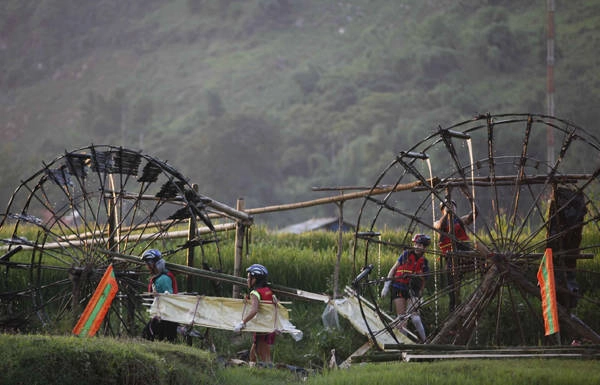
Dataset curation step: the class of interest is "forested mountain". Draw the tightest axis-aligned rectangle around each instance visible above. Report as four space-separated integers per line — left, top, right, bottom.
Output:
1 0 599 226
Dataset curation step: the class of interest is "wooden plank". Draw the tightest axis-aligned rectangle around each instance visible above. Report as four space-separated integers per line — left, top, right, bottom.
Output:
401 352 595 361
355 345 600 363
339 341 374 368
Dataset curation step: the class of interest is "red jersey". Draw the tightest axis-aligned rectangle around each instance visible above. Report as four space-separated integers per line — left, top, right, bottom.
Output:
393 250 426 287
439 217 470 254
251 286 273 302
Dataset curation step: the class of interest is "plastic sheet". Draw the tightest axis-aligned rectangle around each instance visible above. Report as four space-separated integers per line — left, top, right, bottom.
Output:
331 294 412 348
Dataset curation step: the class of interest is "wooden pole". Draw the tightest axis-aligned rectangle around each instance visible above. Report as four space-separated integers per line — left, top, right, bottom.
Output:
233 198 245 299
186 184 198 292
546 0 556 170
107 199 117 252
333 200 343 299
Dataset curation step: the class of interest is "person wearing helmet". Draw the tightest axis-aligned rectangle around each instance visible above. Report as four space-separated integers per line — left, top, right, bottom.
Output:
380 234 430 343
142 249 179 294
141 249 179 342
233 263 277 365
434 197 478 312
435 198 477 255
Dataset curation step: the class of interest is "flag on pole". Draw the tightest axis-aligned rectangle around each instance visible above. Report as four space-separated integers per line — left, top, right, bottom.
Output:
73 264 119 337
537 248 560 335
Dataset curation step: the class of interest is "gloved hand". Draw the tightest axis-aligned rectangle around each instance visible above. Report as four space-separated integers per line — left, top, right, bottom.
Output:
380 281 391 297
233 321 245 332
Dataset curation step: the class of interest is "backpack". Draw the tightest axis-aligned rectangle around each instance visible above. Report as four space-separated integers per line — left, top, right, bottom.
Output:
148 271 179 294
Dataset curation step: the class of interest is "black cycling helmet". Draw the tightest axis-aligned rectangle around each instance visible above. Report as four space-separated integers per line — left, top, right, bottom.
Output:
246 263 268 278
141 249 162 263
412 234 431 247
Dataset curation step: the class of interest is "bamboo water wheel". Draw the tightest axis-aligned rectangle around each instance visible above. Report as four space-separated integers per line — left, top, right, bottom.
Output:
0 145 249 334
352 113 600 347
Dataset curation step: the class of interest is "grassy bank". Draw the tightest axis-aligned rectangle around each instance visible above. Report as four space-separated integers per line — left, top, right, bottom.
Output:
2 334 599 385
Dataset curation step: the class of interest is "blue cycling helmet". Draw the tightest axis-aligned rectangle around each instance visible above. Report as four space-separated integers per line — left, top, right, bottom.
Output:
412 234 431 247
142 249 162 263
246 263 268 278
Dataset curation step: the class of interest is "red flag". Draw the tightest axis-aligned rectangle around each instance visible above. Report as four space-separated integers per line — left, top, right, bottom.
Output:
73 264 119 337
537 248 560 335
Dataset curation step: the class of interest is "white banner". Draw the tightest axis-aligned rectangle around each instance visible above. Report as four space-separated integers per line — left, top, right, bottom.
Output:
148 294 303 341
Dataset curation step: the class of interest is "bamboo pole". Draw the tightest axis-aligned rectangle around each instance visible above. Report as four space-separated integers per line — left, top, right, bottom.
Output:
245 179 428 215
333 201 343 299
233 198 245 299
412 174 591 191
7 222 237 251
110 251 331 303
102 191 252 223
186 184 199 292
243 174 589 215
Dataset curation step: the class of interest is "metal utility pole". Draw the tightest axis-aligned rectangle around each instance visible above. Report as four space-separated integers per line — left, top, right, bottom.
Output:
546 0 556 170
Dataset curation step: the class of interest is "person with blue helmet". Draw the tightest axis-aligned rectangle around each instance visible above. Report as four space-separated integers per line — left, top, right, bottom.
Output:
381 234 430 343
141 249 179 342
141 249 179 294
234 263 277 365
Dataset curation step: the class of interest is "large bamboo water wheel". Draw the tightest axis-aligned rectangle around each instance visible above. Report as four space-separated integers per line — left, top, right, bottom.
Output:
0 145 250 334
352 113 600 347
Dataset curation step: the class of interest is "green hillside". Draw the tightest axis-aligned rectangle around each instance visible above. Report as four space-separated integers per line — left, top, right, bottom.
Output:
1 0 599 226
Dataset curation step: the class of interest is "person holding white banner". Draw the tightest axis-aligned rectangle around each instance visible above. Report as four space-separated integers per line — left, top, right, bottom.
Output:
233 264 278 365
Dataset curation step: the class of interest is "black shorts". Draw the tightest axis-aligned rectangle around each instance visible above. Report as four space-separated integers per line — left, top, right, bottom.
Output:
142 317 178 342
445 241 471 268
391 285 411 299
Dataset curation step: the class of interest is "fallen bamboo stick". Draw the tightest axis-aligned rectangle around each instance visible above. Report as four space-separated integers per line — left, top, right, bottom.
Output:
109 251 331 303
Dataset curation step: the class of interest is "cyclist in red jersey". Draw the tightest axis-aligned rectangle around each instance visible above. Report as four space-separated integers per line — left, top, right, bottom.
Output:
381 234 430 343
233 264 277 365
434 198 477 312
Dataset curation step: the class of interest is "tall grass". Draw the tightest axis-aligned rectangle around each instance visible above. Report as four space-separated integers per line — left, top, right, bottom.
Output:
305 359 600 385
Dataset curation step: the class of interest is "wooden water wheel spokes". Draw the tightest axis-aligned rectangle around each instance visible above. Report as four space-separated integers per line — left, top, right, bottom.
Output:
353 113 600 347
0 145 225 334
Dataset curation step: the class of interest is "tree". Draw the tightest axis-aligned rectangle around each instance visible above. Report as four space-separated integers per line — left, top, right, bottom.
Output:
178 112 283 207
80 88 127 139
